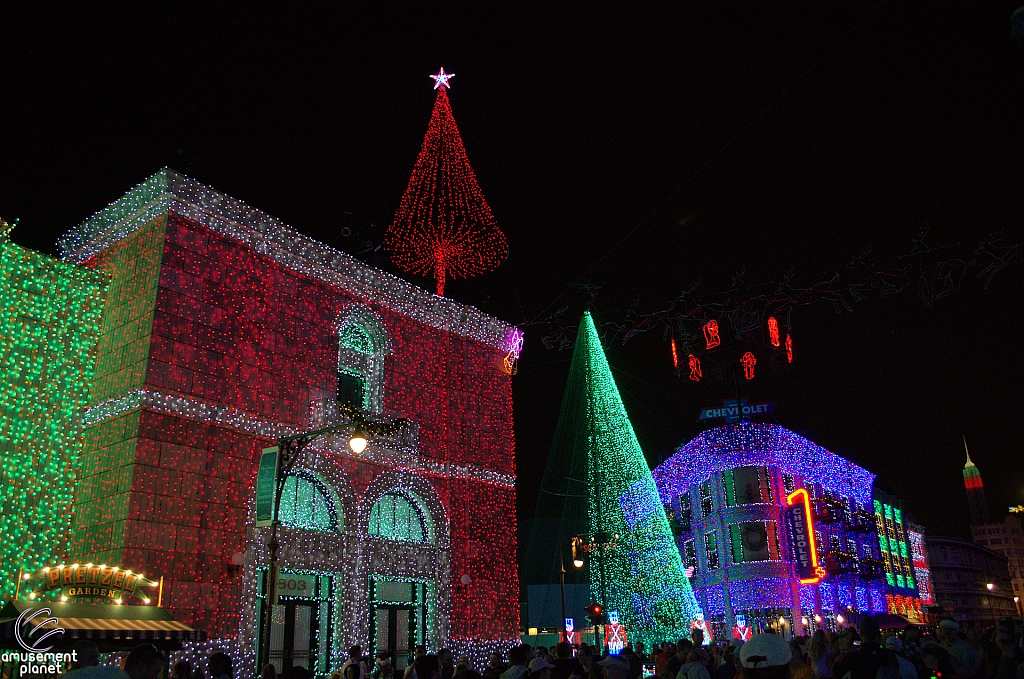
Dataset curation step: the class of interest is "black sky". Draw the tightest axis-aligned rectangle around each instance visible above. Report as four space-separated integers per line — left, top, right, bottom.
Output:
1 3 1021 539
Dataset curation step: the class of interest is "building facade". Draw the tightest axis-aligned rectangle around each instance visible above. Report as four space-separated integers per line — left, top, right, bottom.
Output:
926 536 1016 625
652 423 924 639
907 521 936 608
963 452 1024 615
50 170 520 673
0 219 107 605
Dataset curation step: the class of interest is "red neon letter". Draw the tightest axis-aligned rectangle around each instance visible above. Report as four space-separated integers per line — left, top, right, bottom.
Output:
703 320 721 349
787 488 826 584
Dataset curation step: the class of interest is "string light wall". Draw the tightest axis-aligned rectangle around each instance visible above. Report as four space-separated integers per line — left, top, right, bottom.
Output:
0 220 107 605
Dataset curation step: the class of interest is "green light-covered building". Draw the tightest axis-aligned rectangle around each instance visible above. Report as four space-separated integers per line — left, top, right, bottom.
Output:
0 220 107 604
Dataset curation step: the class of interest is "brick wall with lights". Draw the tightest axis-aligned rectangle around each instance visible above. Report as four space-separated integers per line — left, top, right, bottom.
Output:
63 170 520 647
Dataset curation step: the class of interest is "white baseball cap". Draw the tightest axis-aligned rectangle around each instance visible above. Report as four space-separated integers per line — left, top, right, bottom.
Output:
739 634 792 668
597 656 630 672
529 658 555 673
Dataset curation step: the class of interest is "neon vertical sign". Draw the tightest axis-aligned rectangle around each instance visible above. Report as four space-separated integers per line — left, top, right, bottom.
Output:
786 488 826 584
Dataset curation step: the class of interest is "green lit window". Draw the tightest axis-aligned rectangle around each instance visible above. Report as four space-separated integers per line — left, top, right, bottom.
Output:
279 475 337 532
369 493 427 543
339 323 375 355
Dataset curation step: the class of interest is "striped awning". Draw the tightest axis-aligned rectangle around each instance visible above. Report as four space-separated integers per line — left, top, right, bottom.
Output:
37 617 196 634
0 601 201 647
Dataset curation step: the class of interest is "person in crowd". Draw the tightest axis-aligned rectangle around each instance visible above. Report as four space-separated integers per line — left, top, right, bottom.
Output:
882 637 918 679
831 617 898 679
171 662 193 679
415 656 442 679
665 640 695 679
536 650 550 663
599 656 632 679
936 620 981 679
485 654 509 679
64 640 130 679
738 634 792 679
657 644 676 677
900 626 925 676
405 647 429 679
343 646 370 679
438 649 456 679
261 664 277 679
807 630 832 679
993 617 1023 679
977 641 1001 679
635 643 649 664
692 631 706 651
124 644 166 679
207 653 232 679
460 673 483 679
529 656 556 679
621 646 643 679
677 650 712 679
502 645 535 679
716 646 738 679
551 641 585 679
373 651 395 679
920 644 963 679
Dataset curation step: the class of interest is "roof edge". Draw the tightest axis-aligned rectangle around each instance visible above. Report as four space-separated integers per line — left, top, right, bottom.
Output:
56 169 519 351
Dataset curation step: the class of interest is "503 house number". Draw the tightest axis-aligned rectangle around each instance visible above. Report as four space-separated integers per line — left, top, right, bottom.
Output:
277 574 317 597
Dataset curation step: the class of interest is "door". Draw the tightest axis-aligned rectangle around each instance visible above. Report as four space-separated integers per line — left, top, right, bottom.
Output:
374 605 414 670
268 601 319 674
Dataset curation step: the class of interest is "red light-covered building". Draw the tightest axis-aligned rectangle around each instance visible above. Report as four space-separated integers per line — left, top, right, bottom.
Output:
60 170 521 673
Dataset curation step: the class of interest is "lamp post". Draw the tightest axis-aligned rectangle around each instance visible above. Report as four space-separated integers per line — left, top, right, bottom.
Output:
986 583 996 625
258 406 405 672
559 542 568 643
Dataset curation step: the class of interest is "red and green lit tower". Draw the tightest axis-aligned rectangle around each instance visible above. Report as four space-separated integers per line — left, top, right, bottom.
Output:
963 436 989 526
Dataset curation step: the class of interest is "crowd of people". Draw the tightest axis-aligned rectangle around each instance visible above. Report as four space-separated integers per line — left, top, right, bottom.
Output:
43 617 1024 679
451 617 1024 679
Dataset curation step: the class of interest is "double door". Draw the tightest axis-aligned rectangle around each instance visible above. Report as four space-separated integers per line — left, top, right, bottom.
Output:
374 605 415 670
268 601 319 674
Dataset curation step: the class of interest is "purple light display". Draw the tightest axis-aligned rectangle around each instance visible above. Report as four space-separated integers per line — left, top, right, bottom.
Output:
653 423 875 506
652 423 889 633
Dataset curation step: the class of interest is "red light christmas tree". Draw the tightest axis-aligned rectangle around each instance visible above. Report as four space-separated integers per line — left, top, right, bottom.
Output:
385 68 508 296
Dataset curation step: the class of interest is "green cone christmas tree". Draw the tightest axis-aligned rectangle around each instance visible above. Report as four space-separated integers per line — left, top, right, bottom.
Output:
527 312 701 647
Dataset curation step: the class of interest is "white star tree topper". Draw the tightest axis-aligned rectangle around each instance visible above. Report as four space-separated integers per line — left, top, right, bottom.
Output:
429 67 454 90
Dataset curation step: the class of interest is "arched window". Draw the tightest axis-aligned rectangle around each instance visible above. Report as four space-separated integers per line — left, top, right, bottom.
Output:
336 307 390 414
339 323 374 356
279 474 338 532
368 493 428 543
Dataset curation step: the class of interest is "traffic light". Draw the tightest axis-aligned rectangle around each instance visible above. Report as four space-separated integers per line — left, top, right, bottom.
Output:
585 602 605 626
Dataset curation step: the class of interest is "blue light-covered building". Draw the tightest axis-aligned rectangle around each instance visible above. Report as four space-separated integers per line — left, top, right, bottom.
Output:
652 423 921 638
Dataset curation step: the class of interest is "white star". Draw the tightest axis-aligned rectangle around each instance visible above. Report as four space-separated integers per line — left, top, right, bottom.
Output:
429 67 454 90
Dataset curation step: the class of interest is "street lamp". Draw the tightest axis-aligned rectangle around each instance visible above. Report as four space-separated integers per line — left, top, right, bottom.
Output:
986 583 996 624
348 426 369 454
259 406 406 671
571 537 585 569
1015 596 1021 617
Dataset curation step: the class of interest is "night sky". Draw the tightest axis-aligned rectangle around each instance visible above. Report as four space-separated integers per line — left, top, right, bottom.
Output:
1 4 1021 540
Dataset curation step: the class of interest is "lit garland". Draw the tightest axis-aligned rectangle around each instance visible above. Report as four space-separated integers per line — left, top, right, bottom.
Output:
0 220 107 605
574 312 702 646
384 75 508 296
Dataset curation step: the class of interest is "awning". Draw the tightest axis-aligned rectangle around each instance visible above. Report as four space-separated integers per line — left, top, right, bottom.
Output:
0 601 201 651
